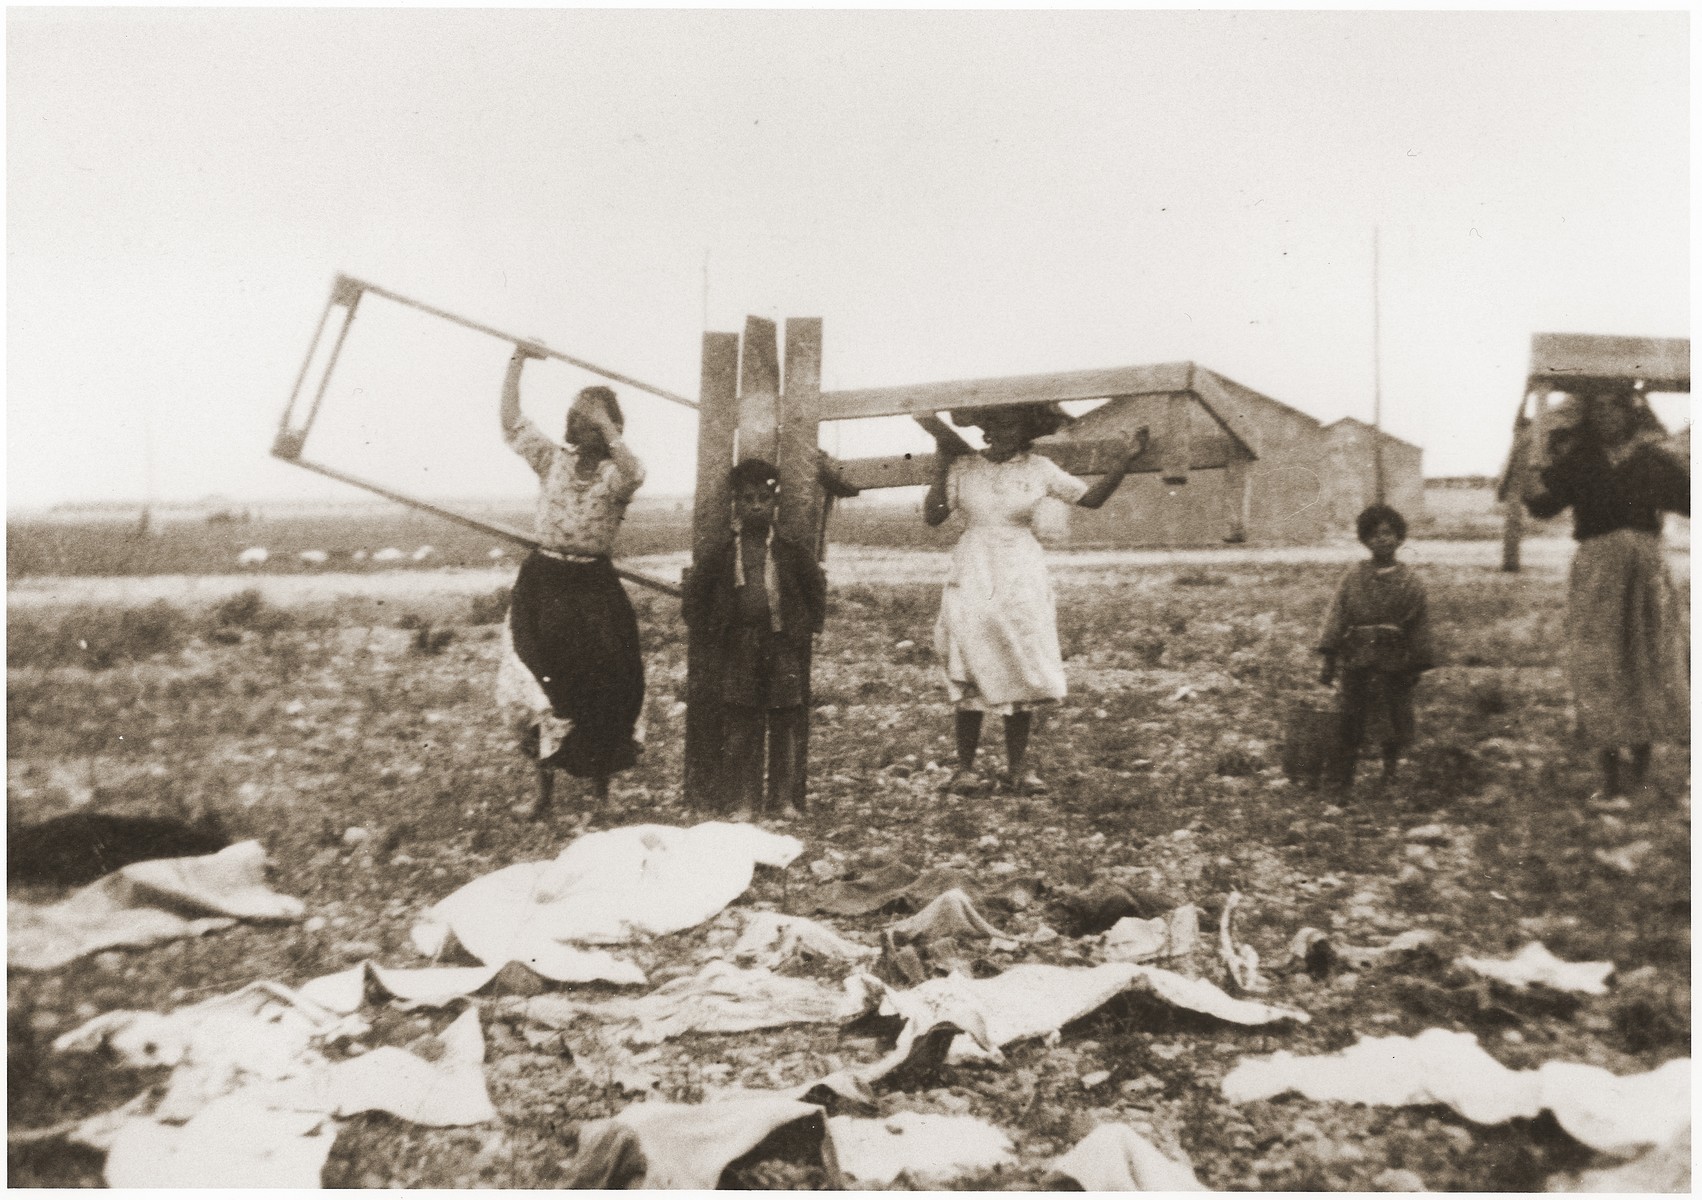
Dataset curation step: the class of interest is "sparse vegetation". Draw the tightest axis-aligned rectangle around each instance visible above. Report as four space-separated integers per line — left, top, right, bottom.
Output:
6 545 1688 1189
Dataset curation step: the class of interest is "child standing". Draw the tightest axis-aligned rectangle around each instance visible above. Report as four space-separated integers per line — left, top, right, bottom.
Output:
1317 504 1436 790
682 459 827 819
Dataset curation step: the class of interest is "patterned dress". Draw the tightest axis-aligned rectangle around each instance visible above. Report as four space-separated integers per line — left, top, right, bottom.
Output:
934 453 1088 713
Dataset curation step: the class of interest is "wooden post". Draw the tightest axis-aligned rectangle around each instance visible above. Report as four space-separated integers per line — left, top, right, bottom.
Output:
683 332 741 808
775 318 825 812
738 317 780 464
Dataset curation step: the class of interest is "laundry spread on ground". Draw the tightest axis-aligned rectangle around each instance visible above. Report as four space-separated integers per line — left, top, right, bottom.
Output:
51 981 495 1186
1101 905 1202 964
1222 1029 1689 1158
887 888 1018 948
507 959 874 1045
563 1096 826 1189
1051 1123 1205 1191
730 910 879 969
410 823 802 981
826 1110 1016 1186
868 961 1308 1065
1456 941 1615 995
9 840 303 970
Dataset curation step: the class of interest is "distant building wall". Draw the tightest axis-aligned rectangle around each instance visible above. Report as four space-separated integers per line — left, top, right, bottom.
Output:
1050 379 1425 546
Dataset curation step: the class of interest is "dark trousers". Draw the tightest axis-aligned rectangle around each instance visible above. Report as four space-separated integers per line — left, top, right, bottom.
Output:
721 705 806 813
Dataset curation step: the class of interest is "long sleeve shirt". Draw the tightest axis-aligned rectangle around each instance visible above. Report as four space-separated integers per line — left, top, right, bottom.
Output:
1317 561 1437 674
1526 438 1689 542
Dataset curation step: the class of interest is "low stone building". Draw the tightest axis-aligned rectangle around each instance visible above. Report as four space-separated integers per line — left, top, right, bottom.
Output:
1044 364 1424 546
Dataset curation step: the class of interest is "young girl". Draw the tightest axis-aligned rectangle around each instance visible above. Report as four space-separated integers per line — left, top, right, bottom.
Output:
1317 504 1436 789
682 459 827 820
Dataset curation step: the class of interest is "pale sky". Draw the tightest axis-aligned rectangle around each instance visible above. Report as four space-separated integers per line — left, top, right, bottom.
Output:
7 8 1690 509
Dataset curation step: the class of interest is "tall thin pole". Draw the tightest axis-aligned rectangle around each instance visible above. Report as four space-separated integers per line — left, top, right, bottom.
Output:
1371 226 1385 504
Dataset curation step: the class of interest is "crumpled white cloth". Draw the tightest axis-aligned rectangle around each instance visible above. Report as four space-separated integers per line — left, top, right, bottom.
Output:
1103 906 1202 964
55 984 496 1186
9 840 303 970
827 1111 1015 1186
301 960 513 1013
565 1097 825 1189
513 959 874 1045
888 888 1017 947
410 823 802 981
1458 942 1614 995
870 962 1308 1065
1222 1029 1690 1158
731 911 879 969
1052 1123 1205 1191
104 1097 337 1190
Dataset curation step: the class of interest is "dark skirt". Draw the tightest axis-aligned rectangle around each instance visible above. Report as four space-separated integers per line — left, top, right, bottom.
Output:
509 552 644 779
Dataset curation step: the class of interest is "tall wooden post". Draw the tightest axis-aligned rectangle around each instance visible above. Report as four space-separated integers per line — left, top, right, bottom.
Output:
683 332 741 807
738 317 780 464
775 318 824 812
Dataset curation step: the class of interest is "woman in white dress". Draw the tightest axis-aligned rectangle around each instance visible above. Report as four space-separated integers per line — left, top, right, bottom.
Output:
925 403 1146 795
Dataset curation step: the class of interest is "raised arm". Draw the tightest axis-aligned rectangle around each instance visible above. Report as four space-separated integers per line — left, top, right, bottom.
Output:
1076 428 1149 510
585 403 645 500
502 345 543 437
923 444 959 527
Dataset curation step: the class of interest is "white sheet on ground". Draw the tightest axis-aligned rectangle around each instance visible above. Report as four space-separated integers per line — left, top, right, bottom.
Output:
731 911 878 968
300 960 512 1013
410 823 802 981
1052 1123 1205 1191
1103 906 1202 964
57 983 495 1185
826 1111 1015 1185
888 889 1017 947
1555 1127 1690 1193
9 840 303 970
870 962 1307 1065
104 1097 336 1190
513 959 874 1045
1458 942 1614 995
566 1097 824 1189
1222 1029 1689 1157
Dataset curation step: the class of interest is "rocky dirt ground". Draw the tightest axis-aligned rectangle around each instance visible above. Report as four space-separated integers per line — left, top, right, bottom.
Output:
7 552 1690 1188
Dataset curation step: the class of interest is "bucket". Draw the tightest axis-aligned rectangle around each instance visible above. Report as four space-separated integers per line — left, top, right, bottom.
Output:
1282 698 1343 786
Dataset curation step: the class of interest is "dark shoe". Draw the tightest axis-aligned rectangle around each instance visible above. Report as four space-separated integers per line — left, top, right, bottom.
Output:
946 769 991 796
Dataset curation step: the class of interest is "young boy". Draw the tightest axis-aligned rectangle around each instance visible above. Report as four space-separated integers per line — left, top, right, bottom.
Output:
1317 504 1436 790
682 459 827 819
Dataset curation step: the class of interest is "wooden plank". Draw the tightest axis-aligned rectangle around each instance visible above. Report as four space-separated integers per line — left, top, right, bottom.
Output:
278 455 680 596
737 316 780 464
818 361 1195 421
1529 333 1689 391
348 275 698 409
684 331 741 811
775 318 824 813
834 434 1241 492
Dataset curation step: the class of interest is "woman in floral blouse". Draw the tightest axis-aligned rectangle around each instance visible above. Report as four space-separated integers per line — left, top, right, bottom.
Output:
500 345 646 813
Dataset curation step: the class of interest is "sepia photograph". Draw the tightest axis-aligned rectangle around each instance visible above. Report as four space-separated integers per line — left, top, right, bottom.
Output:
7 7 1690 1190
